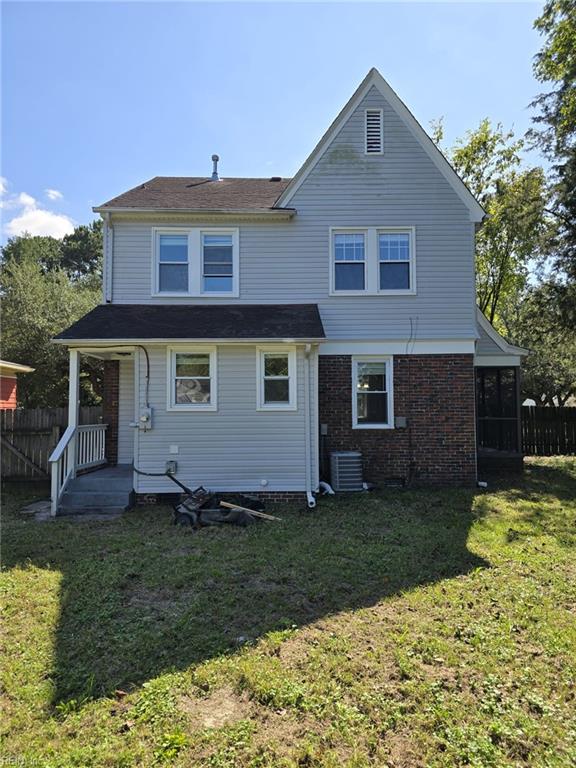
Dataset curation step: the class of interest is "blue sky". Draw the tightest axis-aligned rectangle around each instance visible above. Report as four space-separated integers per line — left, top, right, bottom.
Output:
2 1 545 239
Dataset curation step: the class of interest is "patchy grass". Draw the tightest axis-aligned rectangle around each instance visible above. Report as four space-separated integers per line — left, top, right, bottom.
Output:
2 458 575 767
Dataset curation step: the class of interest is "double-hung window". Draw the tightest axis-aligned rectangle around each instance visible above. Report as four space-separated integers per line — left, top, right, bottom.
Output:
256 347 297 410
158 233 189 293
167 347 217 411
333 232 366 291
202 233 234 293
379 232 411 291
352 356 393 428
153 228 239 296
330 227 415 295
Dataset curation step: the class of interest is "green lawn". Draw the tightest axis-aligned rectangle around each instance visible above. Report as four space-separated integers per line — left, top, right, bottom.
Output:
2 458 575 767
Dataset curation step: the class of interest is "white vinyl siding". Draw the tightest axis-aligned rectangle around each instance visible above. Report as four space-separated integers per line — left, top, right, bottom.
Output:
111 86 476 341
134 345 317 493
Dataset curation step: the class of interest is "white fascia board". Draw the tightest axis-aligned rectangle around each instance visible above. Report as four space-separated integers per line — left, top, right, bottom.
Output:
92 207 295 221
319 339 476 355
275 67 485 223
476 308 529 356
474 354 522 367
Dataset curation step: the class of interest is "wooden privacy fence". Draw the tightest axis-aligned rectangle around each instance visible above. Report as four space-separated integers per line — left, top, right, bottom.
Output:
522 406 576 456
1 406 103 479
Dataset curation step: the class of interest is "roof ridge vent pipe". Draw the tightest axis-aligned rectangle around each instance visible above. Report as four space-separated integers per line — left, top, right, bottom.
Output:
211 154 220 181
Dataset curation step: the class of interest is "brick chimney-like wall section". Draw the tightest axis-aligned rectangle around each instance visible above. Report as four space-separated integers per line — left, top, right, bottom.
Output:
102 360 119 466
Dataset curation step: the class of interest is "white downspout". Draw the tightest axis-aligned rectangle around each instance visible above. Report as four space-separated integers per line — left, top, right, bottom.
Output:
303 344 316 508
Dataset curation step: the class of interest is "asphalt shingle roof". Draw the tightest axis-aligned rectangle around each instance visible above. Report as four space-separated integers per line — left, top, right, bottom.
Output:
97 177 292 211
55 304 325 341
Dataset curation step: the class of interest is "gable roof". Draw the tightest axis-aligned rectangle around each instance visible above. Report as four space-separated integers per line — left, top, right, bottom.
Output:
275 68 486 222
54 304 325 343
94 177 291 213
476 308 529 357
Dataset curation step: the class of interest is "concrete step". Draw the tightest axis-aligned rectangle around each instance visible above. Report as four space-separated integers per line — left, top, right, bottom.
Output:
60 490 133 509
57 505 128 517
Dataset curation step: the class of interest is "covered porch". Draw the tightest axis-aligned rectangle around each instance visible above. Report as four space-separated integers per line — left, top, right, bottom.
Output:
49 347 136 515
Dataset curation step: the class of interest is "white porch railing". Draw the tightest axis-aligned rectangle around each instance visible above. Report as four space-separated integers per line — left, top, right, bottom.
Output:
77 424 107 470
49 424 107 515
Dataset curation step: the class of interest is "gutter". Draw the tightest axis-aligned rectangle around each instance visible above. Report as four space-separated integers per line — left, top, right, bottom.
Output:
52 337 326 346
93 206 296 221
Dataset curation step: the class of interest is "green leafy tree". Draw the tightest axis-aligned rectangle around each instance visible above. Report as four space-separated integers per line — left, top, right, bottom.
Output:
530 0 576 296
433 119 553 325
1 224 103 407
510 281 576 406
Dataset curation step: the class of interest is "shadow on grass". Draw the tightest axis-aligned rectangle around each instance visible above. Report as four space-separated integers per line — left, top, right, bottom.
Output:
3 480 491 707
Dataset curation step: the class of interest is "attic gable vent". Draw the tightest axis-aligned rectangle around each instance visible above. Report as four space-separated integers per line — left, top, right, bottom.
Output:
365 109 383 154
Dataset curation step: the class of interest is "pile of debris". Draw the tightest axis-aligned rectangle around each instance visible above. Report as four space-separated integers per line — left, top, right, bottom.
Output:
172 486 280 529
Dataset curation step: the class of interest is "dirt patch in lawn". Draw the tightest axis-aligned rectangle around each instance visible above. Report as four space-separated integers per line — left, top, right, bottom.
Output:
179 687 253 729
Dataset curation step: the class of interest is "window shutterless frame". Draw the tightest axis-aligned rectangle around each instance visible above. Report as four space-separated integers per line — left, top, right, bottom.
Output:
351 355 394 429
329 227 416 296
166 346 217 411
152 228 239 297
256 346 297 411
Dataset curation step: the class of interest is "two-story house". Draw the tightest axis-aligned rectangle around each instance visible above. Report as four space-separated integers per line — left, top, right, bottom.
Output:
49 68 526 515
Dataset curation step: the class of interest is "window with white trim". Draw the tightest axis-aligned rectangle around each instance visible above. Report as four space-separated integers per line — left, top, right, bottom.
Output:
158 233 189 293
256 347 297 410
352 356 393 429
330 227 415 295
153 228 238 296
379 231 411 290
167 347 217 411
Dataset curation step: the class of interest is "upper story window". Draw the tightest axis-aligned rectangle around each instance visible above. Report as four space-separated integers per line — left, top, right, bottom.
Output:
153 228 239 297
202 234 234 293
334 233 365 291
330 227 415 296
159 234 189 293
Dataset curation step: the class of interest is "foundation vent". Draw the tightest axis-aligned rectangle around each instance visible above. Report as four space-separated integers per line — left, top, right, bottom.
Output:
330 451 363 492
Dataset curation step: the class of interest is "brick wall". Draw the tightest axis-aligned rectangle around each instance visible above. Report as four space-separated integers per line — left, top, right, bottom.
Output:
102 360 119 465
319 354 477 487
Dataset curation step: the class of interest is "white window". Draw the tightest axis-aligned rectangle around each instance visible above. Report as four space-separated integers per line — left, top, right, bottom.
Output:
153 228 239 296
365 109 383 154
333 232 366 291
166 347 217 411
352 356 394 429
256 347 297 410
330 227 415 295
158 233 189 293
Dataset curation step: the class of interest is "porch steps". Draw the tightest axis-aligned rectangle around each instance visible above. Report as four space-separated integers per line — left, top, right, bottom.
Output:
57 464 134 516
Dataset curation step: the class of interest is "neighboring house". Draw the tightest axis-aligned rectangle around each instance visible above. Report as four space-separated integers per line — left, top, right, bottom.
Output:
0 361 34 410
50 68 526 515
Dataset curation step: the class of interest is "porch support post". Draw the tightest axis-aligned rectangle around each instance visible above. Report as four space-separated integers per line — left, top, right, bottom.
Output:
68 349 80 477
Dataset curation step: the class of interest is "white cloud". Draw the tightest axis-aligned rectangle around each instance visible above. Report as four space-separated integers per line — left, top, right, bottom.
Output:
45 188 63 201
1 180 75 238
5 207 75 239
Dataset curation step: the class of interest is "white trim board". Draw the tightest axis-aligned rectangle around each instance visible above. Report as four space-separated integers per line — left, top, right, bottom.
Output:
274 68 485 223
474 355 522 368
319 340 476 355
476 308 529 357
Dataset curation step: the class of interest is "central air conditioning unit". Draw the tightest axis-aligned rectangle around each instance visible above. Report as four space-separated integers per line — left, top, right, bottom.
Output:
330 451 363 492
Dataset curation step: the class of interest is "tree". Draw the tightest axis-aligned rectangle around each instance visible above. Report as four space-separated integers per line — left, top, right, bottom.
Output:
0 223 103 407
511 281 576 406
530 0 576 290
433 119 553 325
1 219 102 279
